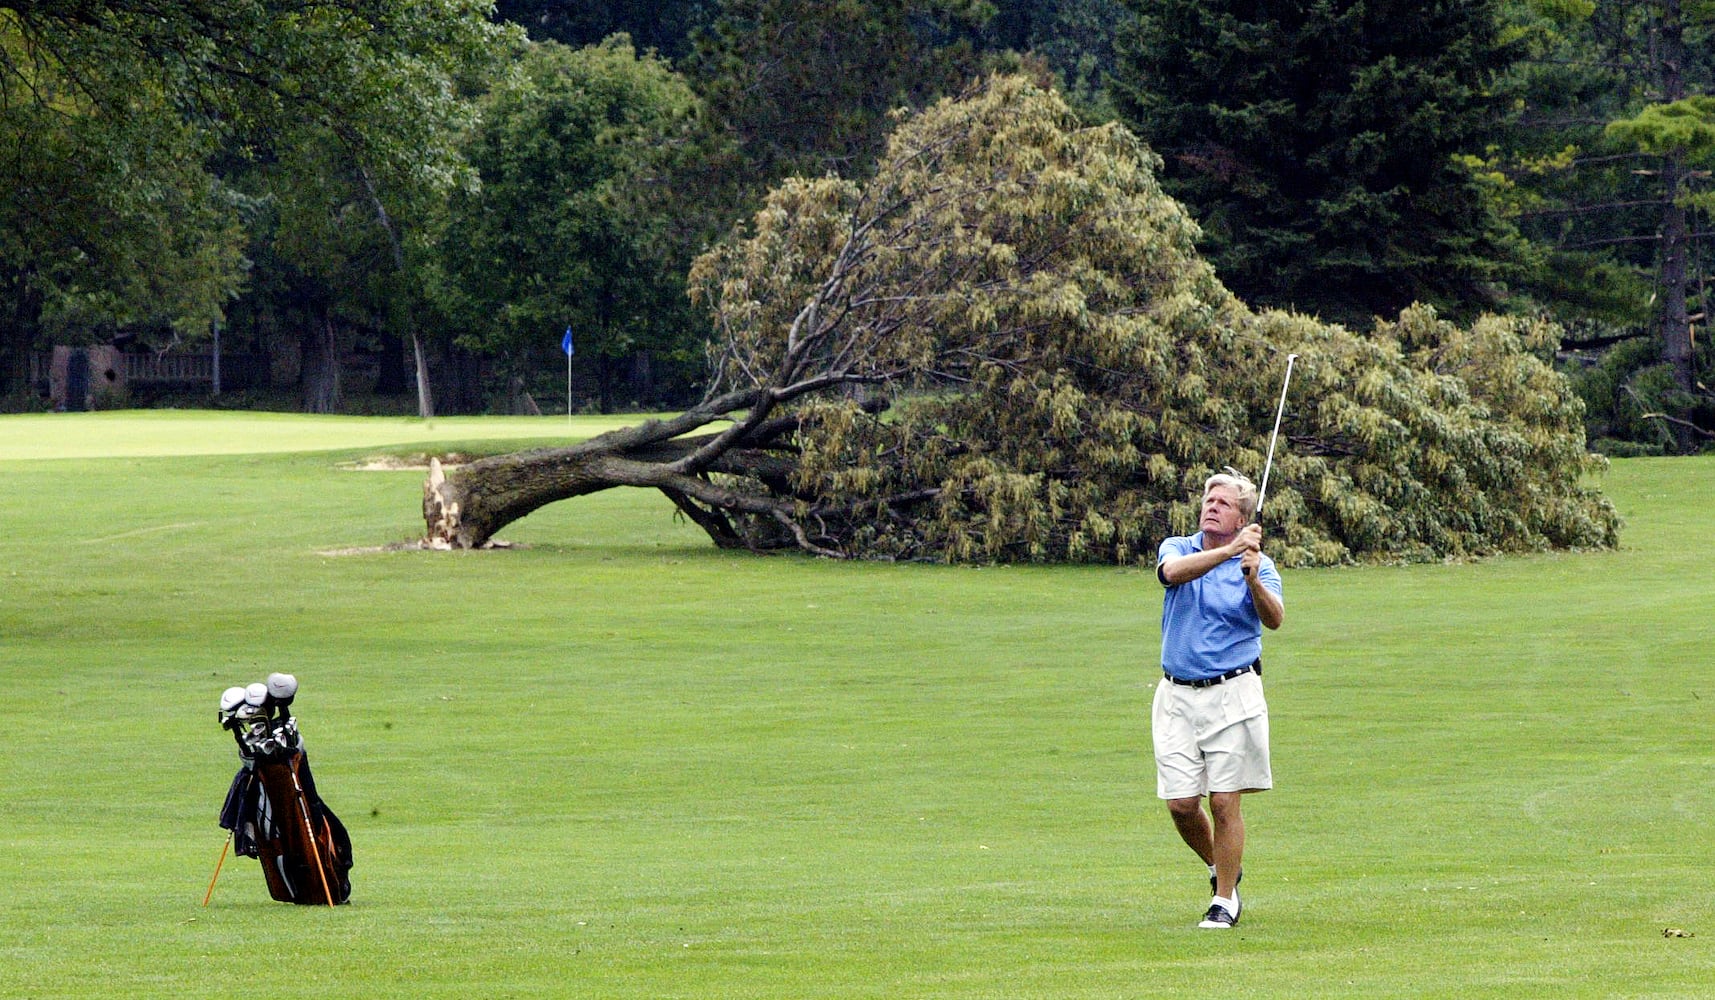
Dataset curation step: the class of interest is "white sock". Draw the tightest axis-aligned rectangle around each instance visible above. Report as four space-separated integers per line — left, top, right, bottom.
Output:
1207 864 1218 878
1211 894 1238 915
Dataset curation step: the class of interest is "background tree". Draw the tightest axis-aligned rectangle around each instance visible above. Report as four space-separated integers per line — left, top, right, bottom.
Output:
1488 0 1715 452
432 36 707 414
0 9 246 400
0 0 513 406
1482 1 1656 333
234 131 439 414
491 0 713 59
683 0 990 192
1110 0 1529 328
1604 91 1715 446
1595 1 1715 450
982 0 1134 120
422 76 1618 565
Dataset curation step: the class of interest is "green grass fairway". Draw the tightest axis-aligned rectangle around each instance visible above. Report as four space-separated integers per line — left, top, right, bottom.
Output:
0 409 656 461
2 412 1710 999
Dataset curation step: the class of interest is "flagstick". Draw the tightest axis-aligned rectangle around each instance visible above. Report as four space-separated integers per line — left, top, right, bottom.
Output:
566 348 572 427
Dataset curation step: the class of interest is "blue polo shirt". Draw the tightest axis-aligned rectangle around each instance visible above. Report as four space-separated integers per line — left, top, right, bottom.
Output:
1158 532 1282 682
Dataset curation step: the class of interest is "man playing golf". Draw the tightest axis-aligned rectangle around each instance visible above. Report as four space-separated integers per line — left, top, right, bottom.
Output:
1154 469 1284 929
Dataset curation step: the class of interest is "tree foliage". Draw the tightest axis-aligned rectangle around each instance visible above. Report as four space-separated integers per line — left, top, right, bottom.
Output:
684 0 990 184
432 36 707 411
491 0 713 59
0 7 246 393
0 0 514 400
983 0 1134 119
1110 0 1529 328
1493 0 1715 450
426 76 1618 564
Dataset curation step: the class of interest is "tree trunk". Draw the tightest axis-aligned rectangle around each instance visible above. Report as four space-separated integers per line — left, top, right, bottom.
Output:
0 265 44 400
1660 156 1694 392
1653 0 1697 449
597 352 614 414
374 332 410 395
421 390 887 554
302 311 341 414
629 351 655 407
507 374 541 415
351 161 433 418
411 332 435 419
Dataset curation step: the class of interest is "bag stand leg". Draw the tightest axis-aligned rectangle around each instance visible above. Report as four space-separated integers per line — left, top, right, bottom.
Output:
202 833 232 907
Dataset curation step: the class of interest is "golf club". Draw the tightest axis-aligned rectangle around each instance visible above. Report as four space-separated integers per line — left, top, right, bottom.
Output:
210 671 352 905
219 686 248 716
1243 352 1298 576
1256 352 1299 521
266 673 298 721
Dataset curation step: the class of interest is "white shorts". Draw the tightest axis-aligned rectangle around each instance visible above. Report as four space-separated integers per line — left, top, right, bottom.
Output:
1152 671 1272 799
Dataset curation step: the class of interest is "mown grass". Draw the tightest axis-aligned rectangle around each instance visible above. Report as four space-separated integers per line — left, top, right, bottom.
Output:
1 412 1710 999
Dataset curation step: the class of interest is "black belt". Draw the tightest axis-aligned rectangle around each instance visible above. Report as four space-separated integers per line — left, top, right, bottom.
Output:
1165 659 1261 688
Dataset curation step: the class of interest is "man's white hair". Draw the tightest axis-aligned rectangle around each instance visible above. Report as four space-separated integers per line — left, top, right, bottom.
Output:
1204 467 1258 521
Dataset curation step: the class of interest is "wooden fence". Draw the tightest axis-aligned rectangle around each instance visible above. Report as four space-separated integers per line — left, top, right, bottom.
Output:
118 353 220 382
32 350 267 393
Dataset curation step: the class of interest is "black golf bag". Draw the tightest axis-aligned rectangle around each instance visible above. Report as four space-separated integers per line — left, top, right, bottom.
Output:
219 750 352 904
217 687 352 905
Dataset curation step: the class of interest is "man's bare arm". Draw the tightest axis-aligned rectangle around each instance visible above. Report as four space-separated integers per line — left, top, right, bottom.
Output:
1241 549 1285 630
1159 545 1238 586
1158 524 1257 586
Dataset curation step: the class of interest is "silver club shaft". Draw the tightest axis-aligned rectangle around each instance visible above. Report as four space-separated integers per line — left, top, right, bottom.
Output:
1256 353 1299 520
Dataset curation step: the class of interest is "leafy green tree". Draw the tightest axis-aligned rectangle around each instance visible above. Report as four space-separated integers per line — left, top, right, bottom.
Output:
236 133 421 413
0 0 513 407
1110 0 1529 328
422 76 1617 564
492 0 714 59
432 37 706 413
0 13 246 399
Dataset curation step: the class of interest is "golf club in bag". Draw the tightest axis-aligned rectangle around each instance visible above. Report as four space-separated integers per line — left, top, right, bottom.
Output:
210 673 352 906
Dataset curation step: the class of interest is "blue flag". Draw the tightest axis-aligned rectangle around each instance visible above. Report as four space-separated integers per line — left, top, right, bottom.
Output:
560 327 575 357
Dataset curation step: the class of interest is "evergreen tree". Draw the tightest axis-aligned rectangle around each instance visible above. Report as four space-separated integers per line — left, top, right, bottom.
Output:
1485 1 1658 335
1111 0 1528 327
983 0 1135 120
1490 0 1715 452
684 0 988 189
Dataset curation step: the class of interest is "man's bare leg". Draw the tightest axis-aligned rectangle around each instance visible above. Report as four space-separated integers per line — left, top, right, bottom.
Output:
1166 796 1214 866
1208 791 1245 900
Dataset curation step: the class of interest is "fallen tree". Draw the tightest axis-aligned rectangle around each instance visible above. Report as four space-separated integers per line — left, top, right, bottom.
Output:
423 75 1619 565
